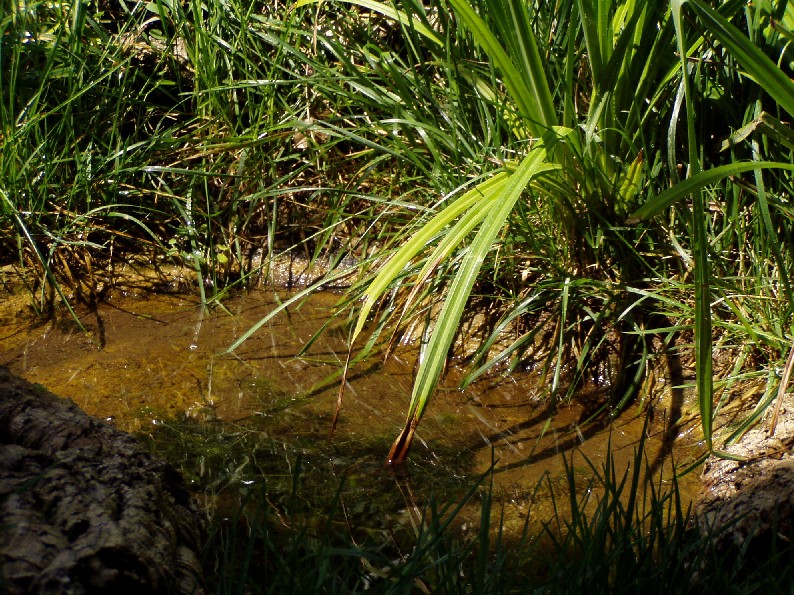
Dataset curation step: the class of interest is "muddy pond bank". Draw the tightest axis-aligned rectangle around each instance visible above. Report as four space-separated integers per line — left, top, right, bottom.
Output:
0 284 705 540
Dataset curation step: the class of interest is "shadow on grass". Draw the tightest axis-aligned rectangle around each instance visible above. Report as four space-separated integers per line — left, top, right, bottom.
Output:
154 417 794 594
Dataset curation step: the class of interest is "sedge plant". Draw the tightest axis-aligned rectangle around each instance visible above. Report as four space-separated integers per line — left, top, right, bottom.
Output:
292 0 794 464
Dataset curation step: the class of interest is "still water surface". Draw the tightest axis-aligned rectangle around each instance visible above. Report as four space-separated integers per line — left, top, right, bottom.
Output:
0 288 703 538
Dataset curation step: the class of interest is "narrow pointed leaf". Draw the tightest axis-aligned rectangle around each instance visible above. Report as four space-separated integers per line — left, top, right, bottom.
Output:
680 0 794 119
403 146 558 427
626 161 794 223
352 173 510 341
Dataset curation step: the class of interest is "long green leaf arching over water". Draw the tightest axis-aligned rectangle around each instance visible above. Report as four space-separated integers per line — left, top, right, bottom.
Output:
350 174 510 337
385 131 564 465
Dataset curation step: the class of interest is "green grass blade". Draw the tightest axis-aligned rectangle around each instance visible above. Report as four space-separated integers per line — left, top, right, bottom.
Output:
721 111 794 152
224 266 358 354
576 0 606 87
446 0 556 134
748 110 793 302
551 277 571 401
671 0 713 449
692 197 714 450
483 0 558 130
352 173 510 341
680 0 794 119
626 161 794 223
403 143 559 427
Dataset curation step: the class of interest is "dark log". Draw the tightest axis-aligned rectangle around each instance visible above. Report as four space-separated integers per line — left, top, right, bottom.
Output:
0 366 205 594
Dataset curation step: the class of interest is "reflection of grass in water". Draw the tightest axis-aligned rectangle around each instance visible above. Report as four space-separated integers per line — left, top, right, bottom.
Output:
140 415 474 527
141 419 794 593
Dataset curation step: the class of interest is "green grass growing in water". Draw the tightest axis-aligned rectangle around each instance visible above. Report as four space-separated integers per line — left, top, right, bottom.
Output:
304 0 794 461
175 422 794 594
5 0 794 589
7 0 794 455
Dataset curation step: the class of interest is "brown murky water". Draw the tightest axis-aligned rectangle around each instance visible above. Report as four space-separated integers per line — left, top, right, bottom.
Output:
0 285 704 538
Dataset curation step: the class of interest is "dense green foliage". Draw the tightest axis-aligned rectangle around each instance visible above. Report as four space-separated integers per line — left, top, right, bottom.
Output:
6 0 794 589
331 0 794 460
4 0 794 458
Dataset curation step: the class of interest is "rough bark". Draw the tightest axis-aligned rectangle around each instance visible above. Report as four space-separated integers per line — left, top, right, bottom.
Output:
0 366 205 594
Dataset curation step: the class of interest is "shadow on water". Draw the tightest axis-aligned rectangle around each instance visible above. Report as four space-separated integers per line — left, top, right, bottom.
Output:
0 287 704 540
646 338 687 477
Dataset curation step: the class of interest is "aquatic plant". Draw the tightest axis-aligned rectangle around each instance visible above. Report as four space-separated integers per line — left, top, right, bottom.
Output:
295 0 794 463
3 0 794 468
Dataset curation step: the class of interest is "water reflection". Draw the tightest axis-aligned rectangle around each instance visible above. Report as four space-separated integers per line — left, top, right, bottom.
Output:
0 288 702 535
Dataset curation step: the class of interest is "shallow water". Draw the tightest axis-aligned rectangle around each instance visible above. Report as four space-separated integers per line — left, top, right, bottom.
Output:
0 286 704 539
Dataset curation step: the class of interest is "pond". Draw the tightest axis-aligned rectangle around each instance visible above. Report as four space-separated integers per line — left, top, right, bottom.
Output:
0 279 704 544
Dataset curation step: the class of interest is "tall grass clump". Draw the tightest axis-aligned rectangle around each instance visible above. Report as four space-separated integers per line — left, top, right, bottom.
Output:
279 0 794 462
197 440 794 594
1 0 463 314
